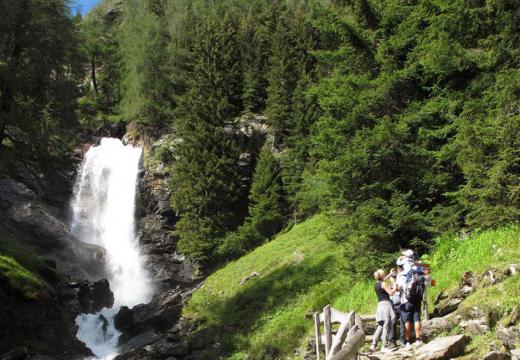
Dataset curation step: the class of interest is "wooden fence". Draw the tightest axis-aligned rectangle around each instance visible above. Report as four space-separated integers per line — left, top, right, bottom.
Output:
313 305 375 360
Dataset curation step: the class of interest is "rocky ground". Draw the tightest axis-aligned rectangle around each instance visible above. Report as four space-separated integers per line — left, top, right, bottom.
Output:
297 264 520 360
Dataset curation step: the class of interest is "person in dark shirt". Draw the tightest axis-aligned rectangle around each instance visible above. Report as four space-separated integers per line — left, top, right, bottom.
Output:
370 269 396 353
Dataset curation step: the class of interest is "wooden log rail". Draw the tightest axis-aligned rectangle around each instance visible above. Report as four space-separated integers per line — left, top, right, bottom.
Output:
313 305 372 360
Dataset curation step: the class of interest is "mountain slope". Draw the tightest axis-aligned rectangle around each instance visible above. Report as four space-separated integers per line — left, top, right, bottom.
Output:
184 216 520 359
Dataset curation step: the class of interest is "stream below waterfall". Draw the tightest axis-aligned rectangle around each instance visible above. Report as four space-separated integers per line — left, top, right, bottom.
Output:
70 138 153 359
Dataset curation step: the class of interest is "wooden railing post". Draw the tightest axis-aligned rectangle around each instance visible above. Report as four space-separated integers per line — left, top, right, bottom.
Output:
327 311 354 360
331 325 365 360
324 305 332 358
313 306 373 360
314 312 321 360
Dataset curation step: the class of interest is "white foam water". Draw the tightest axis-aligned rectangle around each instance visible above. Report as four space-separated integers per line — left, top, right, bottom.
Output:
70 138 153 359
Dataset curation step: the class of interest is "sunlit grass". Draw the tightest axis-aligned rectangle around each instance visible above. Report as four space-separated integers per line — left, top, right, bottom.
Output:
428 225 520 302
0 255 50 299
0 226 65 288
185 218 520 359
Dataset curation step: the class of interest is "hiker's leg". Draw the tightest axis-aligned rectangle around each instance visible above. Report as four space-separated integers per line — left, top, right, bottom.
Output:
400 303 412 342
400 315 406 344
390 306 398 341
405 321 412 341
414 303 422 340
414 321 422 340
382 316 392 347
372 321 384 349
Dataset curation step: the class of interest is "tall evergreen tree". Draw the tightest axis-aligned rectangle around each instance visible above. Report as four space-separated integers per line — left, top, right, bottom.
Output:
265 20 297 147
0 0 80 164
170 16 243 261
280 75 320 220
119 0 174 125
78 3 122 125
219 145 285 258
247 145 286 239
240 13 269 113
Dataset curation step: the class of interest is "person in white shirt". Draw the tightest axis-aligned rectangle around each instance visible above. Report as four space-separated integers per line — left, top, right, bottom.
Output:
396 249 415 275
396 264 423 348
389 266 405 347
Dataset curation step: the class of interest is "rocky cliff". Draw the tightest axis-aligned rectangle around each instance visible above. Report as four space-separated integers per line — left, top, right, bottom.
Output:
129 125 200 290
0 158 109 357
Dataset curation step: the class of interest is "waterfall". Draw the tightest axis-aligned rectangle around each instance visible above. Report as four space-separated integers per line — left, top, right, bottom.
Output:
70 138 153 359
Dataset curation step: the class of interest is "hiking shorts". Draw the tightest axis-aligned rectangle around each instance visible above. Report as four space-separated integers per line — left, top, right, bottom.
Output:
400 301 421 323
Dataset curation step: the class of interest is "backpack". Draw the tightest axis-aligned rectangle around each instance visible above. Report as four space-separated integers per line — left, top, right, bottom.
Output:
405 272 426 304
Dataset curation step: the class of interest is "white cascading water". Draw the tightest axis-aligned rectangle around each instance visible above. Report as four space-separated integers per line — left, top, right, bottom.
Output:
70 138 153 359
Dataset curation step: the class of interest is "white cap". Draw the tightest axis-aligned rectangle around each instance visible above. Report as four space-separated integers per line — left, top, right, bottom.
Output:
403 249 414 258
396 257 406 266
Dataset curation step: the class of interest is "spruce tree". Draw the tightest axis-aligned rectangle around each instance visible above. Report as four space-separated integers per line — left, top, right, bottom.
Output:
0 0 80 162
119 0 174 125
240 14 269 114
281 75 319 220
170 16 243 261
247 145 286 239
218 145 285 258
265 20 296 147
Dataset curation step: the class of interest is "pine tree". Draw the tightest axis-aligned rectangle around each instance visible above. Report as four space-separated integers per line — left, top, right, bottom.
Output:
78 3 122 125
170 15 243 261
240 16 269 114
281 75 319 220
0 0 80 163
265 20 296 147
218 145 285 258
248 145 286 239
119 0 174 125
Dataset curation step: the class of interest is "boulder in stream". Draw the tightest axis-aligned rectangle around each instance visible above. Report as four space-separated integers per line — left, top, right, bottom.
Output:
114 288 183 338
75 279 115 313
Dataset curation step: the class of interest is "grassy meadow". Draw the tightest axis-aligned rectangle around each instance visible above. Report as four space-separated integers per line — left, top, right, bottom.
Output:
185 217 520 359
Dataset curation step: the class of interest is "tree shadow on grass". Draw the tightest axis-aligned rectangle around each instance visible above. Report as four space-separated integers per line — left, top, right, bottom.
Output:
191 255 335 359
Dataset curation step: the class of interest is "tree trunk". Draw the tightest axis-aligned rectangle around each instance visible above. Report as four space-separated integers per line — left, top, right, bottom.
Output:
91 55 99 94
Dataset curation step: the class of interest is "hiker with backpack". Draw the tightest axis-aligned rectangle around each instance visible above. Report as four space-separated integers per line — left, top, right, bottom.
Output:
396 250 425 349
370 269 397 353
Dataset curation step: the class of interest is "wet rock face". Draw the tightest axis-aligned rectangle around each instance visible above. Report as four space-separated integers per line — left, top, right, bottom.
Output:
0 178 107 281
0 287 93 358
114 318 220 360
114 288 183 338
135 134 199 287
75 279 115 313
119 330 162 354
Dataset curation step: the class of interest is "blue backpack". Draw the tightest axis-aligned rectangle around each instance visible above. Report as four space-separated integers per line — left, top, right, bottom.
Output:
405 268 425 304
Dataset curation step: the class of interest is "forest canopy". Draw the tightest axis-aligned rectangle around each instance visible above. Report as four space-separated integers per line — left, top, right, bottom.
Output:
2 0 520 273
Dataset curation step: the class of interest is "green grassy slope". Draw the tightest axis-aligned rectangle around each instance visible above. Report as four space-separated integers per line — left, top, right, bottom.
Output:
185 217 520 359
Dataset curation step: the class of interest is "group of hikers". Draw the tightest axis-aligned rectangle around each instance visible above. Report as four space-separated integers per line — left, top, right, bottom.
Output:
371 249 434 353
